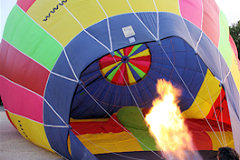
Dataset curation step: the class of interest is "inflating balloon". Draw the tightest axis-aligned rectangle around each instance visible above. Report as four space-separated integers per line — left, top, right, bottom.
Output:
1 0 240 159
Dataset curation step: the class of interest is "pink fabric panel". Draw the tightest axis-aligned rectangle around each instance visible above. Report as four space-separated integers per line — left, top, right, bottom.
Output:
229 35 240 70
202 0 220 47
17 0 36 12
179 0 203 29
229 35 238 57
0 76 43 123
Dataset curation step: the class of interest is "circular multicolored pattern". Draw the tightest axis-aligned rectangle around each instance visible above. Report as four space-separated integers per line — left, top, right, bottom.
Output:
99 44 151 85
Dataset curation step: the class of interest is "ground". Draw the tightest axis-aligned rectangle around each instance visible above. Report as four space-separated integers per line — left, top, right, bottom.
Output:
0 105 64 160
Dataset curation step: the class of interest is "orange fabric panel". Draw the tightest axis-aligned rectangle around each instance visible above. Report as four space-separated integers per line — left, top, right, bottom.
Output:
75 132 143 154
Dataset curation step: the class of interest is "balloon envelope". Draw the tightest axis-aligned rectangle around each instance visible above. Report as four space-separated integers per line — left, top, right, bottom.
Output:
0 0 240 159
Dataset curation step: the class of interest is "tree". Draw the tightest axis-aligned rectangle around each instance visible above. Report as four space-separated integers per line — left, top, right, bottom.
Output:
229 20 240 59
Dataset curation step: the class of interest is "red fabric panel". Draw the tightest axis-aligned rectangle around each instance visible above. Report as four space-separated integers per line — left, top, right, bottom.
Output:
129 56 151 73
112 64 128 85
118 63 128 85
111 65 122 84
99 54 121 69
70 115 126 135
186 118 231 150
202 0 220 47
17 0 36 12
206 89 231 125
123 46 134 56
190 129 212 150
186 119 232 132
0 40 50 96
0 76 43 123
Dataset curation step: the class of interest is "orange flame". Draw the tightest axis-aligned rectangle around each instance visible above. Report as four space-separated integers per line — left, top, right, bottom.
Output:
145 79 198 160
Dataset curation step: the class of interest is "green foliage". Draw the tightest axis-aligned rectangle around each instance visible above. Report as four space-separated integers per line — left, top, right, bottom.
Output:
229 21 240 59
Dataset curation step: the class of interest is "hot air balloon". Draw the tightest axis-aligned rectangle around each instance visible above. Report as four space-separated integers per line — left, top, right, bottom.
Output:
0 0 240 159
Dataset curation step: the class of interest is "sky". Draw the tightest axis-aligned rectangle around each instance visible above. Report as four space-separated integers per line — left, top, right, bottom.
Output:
0 0 240 40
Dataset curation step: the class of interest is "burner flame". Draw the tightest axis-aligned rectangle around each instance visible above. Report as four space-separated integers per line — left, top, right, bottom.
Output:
145 79 201 160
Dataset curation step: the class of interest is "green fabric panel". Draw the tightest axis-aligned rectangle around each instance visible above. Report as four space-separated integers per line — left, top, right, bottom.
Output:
114 51 122 58
117 106 148 130
117 106 157 151
218 11 233 68
3 5 62 70
107 63 122 81
129 62 146 78
128 44 143 57
127 128 158 151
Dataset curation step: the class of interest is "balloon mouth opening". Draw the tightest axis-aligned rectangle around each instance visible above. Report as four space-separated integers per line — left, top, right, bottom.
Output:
68 37 231 159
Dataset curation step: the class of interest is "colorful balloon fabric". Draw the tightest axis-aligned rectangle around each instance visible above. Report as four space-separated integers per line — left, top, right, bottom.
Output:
0 0 240 160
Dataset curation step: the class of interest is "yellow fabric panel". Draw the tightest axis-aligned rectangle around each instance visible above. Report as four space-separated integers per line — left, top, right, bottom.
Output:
76 132 143 154
27 0 180 46
101 61 121 75
64 0 106 29
98 0 132 16
230 55 240 93
127 0 180 15
126 63 136 84
119 49 124 56
206 131 234 151
182 70 221 119
27 0 82 46
7 112 52 151
130 49 150 59
155 0 181 15
127 0 156 12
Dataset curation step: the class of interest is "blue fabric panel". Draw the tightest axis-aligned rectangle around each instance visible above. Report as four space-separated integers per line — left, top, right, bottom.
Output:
69 131 98 160
87 20 111 50
44 127 71 159
224 74 240 152
224 75 240 119
44 73 77 124
109 13 156 49
218 52 231 81
157 12 193 46
52 52 77 80
44 73 78 154
135 12 158 38
184 20 203 48
150 38 207 111
196 33 222 80
64 31 109 79
44 100 67 126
